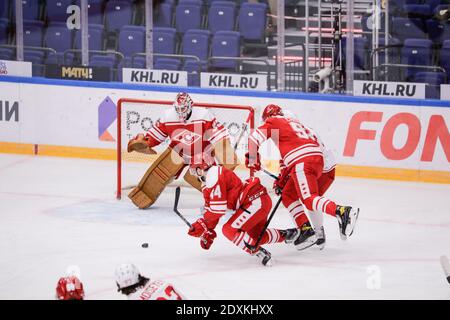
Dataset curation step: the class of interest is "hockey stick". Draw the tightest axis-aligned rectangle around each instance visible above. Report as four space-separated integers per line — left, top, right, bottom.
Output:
245 195 283 253
440 255 450 285
173 186 193 229
262 168 278 180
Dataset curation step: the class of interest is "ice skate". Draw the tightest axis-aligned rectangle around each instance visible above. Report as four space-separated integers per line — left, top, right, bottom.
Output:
293 222 318 251
282 228 301 244
315 226 326 250
254 247 273 267
336 206 360 240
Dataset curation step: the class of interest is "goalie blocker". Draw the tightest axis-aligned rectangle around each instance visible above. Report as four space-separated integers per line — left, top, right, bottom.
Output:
128 139 240 209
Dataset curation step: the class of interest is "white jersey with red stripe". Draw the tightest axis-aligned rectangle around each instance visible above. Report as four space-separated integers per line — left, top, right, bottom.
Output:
249 116 323 169
144 107 229 163
127 280 184 300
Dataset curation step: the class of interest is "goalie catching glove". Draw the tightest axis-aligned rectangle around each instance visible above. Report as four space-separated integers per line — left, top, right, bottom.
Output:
188 218 217 250
127 134 157 154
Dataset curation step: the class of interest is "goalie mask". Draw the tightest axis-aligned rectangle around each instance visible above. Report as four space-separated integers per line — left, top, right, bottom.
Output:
174 92 193 121
189 152 215 180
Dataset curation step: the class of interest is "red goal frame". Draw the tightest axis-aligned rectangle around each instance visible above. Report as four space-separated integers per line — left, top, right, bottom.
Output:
116 98 255 199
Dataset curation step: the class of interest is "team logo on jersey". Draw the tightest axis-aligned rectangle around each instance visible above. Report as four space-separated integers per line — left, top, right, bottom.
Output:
173 129 202 146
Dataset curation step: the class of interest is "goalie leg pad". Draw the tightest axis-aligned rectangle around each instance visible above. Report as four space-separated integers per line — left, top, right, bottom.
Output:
129 147 185 209
183 171 203 191
213 139 240 171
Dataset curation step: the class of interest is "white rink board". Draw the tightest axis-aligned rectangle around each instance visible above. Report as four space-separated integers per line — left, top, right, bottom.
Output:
0 81 449 172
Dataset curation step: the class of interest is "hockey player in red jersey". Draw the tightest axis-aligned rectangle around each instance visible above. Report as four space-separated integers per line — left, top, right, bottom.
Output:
55 276 84 300
127 92 240 209
115 263 184 300
186 152 298 266
246 104 359 247
273 110 338 249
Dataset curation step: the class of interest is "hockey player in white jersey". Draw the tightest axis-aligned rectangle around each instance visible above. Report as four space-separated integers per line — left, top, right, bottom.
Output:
115 263 184 300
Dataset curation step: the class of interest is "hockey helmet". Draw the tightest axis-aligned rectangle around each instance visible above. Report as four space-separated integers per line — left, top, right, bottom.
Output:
115 263 141 290
189 152 215 177
262 104 283 122
56 276 84 300
173 92 193 121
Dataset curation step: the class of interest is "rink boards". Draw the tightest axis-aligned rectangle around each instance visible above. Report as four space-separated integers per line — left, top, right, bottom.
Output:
0 76 449 183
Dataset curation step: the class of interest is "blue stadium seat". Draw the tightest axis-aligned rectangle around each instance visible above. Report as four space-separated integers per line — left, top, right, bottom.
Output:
238 2 267 42
175 0 203 34
12 0 41 21
155 2 174 28
182 29 210 70
154 57 181 70
401 39 433 80
73 0 105 25
23 20 45 47
46 0 74 23
441 40 450 83
153 27 177 54
426 19 450 44
74 24 104 51
44 24 74 65
0 20 8 45
0 1 10 19
90 55 116 80
210 30 241 70
0 48 14 60
118 25 145 58
392 17 427 42
105 1 133 33
207 1 236 34
413 71 447 99
404 2 432 18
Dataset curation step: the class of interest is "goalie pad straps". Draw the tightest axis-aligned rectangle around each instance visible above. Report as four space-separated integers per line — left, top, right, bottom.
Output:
129 147 184 209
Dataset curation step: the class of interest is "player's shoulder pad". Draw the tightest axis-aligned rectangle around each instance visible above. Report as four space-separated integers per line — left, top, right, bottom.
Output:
205 165 221 188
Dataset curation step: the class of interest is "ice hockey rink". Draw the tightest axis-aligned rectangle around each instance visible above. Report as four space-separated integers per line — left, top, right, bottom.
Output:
0 153 449 300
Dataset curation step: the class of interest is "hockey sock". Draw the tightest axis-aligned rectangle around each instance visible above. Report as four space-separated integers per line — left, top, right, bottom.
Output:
287 200 309 227
311 196 337 217
259 228 286 245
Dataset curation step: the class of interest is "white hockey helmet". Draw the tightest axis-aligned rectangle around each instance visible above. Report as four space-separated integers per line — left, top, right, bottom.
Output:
115 263 141 289
173 92 193 121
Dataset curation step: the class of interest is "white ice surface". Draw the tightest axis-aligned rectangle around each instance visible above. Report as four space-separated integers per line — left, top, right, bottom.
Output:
0 154 449 300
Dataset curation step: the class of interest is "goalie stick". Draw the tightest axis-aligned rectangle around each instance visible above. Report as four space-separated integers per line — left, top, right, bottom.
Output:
440 255 450 285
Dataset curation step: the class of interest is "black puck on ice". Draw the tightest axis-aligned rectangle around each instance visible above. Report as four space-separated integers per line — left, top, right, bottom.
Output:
141 243 149 248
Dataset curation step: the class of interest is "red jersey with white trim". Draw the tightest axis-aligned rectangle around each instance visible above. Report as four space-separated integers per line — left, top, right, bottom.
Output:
127 280 184 300
144 107 229 163
248 116 323 168
201 166 266 230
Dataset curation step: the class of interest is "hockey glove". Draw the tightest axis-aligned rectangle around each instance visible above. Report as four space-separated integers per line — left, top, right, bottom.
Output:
188 218 217 250
127 134 156 154
244 152 261 171
200 229 217 250
188 218 210 238
273 167 290 196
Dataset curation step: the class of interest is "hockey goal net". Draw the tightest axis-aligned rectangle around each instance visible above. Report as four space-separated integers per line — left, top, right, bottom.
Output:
116 98 255 199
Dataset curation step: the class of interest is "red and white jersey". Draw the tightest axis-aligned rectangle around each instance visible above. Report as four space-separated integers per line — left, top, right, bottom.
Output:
249 116 323 168
127 280 184 300
144 107 229 163
301 125 336 173
201 166 267 229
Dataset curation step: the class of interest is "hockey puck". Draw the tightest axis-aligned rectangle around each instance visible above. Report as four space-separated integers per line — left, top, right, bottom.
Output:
141 243 149 248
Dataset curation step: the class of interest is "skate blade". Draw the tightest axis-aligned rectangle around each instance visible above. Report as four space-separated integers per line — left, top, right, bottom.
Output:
295 236 318 251
345 208 360 237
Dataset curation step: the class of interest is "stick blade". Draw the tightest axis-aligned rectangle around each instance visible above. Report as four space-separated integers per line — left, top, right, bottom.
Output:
440 255 450 284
